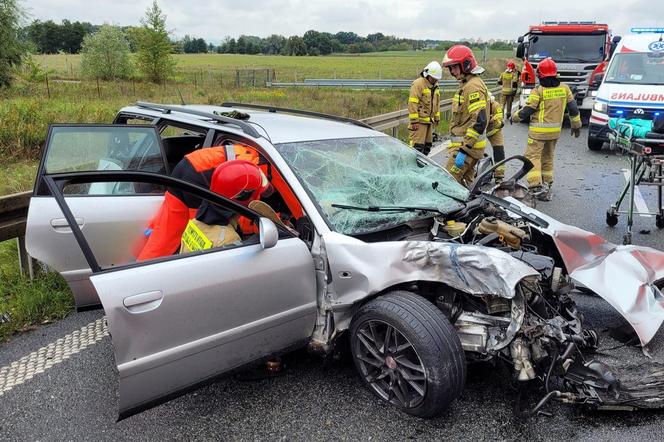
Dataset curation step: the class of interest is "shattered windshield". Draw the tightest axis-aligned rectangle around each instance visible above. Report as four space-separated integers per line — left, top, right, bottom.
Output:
275 136 469 235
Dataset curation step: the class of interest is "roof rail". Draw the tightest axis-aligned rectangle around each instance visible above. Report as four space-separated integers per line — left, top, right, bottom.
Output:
136 102 261 139
221 102 373 130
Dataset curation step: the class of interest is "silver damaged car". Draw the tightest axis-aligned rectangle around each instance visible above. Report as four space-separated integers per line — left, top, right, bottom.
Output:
26 102 664 419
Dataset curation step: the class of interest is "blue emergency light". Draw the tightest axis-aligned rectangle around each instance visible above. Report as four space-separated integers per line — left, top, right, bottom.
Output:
617 110 624 115
631 27 664 34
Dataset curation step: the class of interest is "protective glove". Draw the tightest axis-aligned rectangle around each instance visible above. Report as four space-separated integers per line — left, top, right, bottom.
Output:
510 112 519 124
454 151 467 169
571 127 581 138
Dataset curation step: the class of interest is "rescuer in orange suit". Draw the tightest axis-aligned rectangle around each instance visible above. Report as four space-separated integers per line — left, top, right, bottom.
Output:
180 160 271 254
136 144 272 261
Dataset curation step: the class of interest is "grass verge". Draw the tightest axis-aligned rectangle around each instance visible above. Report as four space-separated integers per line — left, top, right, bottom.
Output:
0 240 74 342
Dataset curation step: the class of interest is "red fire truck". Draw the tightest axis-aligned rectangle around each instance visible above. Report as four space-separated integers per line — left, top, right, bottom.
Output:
516 21 620 124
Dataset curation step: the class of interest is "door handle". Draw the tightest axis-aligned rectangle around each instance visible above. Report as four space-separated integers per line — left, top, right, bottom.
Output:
50 217 84 232
123 290 163 314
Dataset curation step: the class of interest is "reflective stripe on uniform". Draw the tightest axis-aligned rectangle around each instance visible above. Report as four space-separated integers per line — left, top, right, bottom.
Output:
529 122 562 133
435 112 440 118
570 114 581 123
466 128 481 139
409 113 419 120
473 140 487 149
422 89 431 94
454 93 465 103
487 128 499 137
182 220 213 252
409 97 419 103
420 117 431 123
468 100 487 112
434 89 440 96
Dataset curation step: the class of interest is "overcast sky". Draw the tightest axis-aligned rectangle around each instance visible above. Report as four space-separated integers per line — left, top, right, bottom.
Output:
23 0 658 43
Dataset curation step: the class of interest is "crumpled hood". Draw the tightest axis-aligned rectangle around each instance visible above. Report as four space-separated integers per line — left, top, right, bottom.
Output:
323 232 539 310
506 197 664 346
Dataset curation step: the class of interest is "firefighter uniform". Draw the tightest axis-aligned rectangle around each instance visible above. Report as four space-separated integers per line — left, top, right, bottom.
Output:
408 76 441 156
498 68 519 117
445 74 490 186
180 218 242 253
486 97 506 180
512 83 582 188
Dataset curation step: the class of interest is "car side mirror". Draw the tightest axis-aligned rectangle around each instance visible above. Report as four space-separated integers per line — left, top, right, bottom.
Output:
259 217 279 249
516 43 525 59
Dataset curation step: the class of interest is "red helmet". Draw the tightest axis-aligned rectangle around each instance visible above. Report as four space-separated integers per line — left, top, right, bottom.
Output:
506 61 516 70
442 45 477 74
210 159 270 206
537 58 558 78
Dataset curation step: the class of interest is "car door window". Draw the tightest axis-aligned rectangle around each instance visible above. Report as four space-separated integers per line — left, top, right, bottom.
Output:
38 125 167 195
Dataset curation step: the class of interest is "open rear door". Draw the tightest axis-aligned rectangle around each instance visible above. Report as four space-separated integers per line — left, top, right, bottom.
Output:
43 171 317 419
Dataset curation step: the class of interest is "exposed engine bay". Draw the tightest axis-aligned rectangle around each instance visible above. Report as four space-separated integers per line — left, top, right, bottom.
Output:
415 172 664 415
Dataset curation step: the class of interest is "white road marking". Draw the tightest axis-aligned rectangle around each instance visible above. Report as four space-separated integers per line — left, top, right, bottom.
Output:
622 169 653 218
0 318 108 396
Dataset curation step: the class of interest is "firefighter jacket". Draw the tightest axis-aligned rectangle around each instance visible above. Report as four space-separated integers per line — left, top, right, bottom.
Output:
408 76 441 125
450 74 489 159
486 99 504 137
513 83 582 141
498 70 519 96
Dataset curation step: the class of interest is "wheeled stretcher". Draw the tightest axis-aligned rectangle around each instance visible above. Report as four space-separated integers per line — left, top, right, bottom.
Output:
606 122 664 244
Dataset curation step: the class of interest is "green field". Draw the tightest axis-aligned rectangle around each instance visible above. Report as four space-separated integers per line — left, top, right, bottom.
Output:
34 50 514 82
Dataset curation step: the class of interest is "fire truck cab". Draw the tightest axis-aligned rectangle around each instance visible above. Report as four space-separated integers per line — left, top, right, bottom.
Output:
516 22 616 125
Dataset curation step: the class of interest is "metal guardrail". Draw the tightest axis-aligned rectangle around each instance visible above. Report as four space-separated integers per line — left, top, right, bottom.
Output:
269 78 498 90
361 87 502 134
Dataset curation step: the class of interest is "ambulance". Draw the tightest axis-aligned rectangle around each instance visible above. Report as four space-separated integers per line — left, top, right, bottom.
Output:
588 28 664 150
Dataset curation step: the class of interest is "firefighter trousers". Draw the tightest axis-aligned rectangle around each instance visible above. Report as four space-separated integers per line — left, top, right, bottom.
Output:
487 131 506 179
445 147 478 188
524 137 557 187
500 93 515 117
409 122 433 155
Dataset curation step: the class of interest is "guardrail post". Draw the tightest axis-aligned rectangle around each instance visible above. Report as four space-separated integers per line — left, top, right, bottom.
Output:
16 236 36 280
392 126 398 138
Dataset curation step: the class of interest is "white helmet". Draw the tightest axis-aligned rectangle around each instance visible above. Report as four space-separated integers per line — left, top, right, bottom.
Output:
422 61 443 80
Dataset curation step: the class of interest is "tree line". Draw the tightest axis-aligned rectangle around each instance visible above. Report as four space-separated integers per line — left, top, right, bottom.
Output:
20 20 514 56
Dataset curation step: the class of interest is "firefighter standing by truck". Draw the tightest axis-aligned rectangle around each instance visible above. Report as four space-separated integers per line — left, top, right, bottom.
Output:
498 61 520 119
511 57 582 200
486 93 506 182
442 45 490 187
408 61 443 156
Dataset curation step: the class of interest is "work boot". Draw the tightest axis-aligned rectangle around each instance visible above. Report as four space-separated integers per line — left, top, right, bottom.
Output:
530 183 552 201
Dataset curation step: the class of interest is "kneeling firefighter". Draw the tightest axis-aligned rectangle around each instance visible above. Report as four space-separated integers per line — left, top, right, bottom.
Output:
511 57 581 200
408 61 443 156
442 45 490 187
180 160 271 253
136 144 272 261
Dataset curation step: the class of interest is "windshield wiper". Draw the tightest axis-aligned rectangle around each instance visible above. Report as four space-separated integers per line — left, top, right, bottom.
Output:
331 203 442 214
431 182 468 203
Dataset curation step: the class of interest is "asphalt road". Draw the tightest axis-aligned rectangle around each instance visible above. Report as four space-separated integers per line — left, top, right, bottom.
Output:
2 123 664 441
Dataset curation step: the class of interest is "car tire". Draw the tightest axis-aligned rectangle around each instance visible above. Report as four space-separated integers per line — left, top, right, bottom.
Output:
349 291 466 418
588 137 604 151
